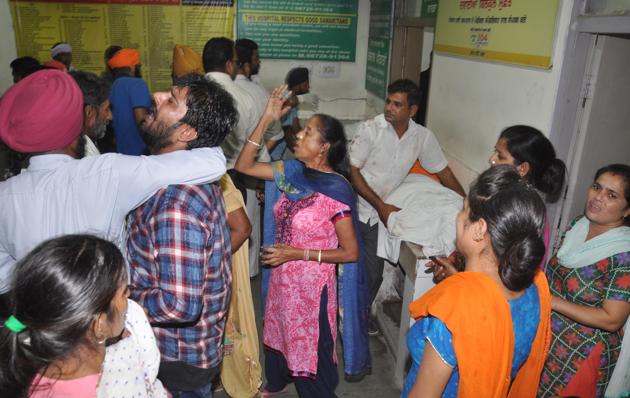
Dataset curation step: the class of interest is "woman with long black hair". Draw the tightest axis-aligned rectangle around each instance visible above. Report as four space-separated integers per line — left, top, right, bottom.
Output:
235 86 370 397
0 235 166 398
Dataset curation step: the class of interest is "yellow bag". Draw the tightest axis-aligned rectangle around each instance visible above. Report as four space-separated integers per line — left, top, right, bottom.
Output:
219 175 262 398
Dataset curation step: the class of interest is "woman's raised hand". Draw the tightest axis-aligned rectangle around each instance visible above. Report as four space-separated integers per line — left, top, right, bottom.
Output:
264 84 293 121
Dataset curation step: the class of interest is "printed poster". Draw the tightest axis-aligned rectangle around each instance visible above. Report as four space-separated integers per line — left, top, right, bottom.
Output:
237 0 358 62
10 0 235 91
365 0 392 99
434 0 559 68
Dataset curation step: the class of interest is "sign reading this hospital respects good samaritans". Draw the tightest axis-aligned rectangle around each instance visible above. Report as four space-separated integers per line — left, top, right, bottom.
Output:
236 0 358 61
434 0 559 68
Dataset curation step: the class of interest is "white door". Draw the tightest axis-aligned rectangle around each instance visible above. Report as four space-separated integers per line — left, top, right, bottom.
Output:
558 34 630 234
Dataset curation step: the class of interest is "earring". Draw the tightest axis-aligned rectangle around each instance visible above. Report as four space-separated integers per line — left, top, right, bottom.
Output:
95 334 107 345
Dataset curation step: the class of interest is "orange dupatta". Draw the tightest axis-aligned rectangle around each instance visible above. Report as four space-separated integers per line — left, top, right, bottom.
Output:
408 271 551 398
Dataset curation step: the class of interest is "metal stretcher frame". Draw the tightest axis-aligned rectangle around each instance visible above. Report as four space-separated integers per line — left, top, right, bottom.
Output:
374 241 428 389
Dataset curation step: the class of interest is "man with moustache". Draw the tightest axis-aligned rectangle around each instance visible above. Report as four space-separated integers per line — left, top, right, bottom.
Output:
204 37 268 276
126 74 236 397
234 39 284 155
70 71 112 157
0 70 227 314
349 79 465 335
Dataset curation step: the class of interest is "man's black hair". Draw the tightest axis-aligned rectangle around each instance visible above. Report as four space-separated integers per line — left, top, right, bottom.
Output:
69 71 111 108
176 74 237 148
387 79 421 108
202 37 234 73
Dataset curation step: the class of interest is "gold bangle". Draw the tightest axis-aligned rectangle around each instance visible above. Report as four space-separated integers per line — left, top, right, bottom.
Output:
246 138 261 147
318 249 322 264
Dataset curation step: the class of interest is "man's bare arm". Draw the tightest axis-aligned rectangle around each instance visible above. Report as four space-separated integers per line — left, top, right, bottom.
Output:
350 166 400 226
436 166 465 197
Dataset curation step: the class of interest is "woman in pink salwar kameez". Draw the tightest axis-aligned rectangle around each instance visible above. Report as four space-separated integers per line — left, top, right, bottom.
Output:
235 86 360 398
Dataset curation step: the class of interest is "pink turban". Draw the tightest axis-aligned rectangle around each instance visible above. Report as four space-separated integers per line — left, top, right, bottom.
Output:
0 70 83 153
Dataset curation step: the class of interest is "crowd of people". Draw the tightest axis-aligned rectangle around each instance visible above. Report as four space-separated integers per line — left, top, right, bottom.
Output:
0 36 628 398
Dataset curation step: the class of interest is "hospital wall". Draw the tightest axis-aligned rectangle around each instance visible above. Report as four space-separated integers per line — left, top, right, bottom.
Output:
426 0 575 189
0 0 576 191
0 0 376 119
1 0 18 93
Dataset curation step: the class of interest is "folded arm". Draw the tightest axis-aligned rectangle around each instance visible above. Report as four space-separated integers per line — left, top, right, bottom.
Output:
551 296 630 333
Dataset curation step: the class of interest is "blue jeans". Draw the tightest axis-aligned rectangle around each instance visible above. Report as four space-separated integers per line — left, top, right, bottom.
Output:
168 382 213 398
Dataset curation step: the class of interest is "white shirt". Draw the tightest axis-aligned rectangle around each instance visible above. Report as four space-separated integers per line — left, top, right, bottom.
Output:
205 72 269 167
376 174 462 262
0 147 226 292
84 135 101 157
99 300 168 397
234 74 284 142
349 114 448 225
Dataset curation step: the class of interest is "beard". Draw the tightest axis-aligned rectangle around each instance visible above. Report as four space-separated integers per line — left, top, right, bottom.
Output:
139 119 178 154
92 117 108 140
76 134 87 159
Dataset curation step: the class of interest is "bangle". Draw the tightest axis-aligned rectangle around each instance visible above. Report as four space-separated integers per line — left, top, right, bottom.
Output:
247 138 261 147
318 250 322 264
303 248 310 261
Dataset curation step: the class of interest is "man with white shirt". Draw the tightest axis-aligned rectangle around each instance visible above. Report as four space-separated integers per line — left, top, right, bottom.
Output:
234 38 284 152
0 70 226 312
349 79 465 334
70 70 112 157
203 36 266 276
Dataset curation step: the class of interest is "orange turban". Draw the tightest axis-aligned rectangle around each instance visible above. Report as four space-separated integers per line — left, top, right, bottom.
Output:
108 48 140 69
172 45 204 78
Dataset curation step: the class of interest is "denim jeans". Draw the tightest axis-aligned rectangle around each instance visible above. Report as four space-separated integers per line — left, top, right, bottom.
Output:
168 382 213 398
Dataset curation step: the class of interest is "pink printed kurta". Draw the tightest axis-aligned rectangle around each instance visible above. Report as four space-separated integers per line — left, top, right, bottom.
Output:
264 192 350 377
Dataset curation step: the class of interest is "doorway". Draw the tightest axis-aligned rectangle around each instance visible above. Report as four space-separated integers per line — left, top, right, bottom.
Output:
550 20 630 242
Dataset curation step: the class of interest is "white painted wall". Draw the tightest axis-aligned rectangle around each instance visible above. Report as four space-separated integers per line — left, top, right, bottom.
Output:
1 0 18 94
426 0 576 189
256 0 372 121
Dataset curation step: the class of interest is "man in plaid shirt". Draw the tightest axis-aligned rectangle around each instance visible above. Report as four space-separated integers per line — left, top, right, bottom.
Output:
126 75 237 397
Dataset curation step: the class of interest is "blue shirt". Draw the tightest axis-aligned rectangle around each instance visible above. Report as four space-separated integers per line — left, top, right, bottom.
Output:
110 76 152 155
402 283 541 398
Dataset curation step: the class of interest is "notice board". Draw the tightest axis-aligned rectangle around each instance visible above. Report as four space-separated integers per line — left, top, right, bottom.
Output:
9 0 235 91
236 0 358 62
365 0 392 99
434 0 559 68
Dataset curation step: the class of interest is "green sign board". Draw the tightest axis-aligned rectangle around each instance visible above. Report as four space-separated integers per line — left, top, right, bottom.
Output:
365 0 392 99
422 0 439 18
236 0 358 61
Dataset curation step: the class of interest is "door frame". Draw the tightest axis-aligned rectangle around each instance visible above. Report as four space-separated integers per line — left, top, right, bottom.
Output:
547 0 630 247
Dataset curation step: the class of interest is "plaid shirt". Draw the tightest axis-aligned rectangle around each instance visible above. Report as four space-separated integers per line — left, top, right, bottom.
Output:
126 183 232 369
